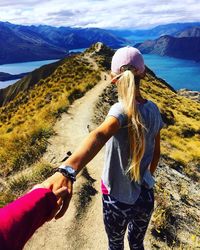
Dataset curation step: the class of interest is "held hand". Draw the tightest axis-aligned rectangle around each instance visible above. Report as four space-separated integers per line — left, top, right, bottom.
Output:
48 186 69 221
38 172 73 219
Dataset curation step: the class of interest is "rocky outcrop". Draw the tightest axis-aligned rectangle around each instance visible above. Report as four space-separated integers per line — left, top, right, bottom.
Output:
178 88 200 102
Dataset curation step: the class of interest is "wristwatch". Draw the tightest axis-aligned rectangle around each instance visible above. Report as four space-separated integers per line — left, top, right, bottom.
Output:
56 165 77 182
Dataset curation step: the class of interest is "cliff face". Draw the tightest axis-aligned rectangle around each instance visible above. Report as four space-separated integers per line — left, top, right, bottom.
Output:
136 35 200 61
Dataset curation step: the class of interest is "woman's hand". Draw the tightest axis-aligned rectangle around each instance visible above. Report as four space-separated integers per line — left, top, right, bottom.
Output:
34 172 73 219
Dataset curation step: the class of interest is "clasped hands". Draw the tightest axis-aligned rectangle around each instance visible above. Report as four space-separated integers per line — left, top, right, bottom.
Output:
32 172 73 220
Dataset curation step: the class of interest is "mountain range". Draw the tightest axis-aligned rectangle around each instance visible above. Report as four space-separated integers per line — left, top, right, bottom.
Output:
0 21 127 64
110 22 200 39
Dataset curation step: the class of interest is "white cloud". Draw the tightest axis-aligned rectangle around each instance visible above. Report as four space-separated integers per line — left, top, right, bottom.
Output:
0 0 200 28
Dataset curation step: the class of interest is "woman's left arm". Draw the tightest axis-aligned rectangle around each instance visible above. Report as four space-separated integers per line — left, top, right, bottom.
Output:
149 131 161 175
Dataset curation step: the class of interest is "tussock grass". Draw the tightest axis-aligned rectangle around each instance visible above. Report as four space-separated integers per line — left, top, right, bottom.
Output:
0 55 101 178
0 161 54 207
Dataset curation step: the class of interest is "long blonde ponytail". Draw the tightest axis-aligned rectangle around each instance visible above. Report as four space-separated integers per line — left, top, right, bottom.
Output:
117 70 145 183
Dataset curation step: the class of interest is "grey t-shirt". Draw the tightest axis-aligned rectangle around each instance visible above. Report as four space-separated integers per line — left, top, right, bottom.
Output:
101 100 164 204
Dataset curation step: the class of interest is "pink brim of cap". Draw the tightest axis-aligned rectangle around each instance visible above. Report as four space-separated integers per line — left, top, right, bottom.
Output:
111 46 145 75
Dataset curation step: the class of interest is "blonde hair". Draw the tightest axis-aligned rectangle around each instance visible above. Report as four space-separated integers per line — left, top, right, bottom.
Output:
116 70 145 183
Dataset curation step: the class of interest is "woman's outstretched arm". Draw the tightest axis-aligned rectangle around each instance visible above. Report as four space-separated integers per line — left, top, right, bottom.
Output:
42 116 120 219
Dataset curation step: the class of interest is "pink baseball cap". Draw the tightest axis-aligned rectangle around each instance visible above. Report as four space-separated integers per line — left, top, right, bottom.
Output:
111 46 145 74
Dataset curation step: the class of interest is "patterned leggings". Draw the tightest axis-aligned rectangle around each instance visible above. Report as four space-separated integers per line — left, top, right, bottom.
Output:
102 187 154 250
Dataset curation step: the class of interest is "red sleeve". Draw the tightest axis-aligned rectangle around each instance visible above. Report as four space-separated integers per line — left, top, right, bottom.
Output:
0 188 57 250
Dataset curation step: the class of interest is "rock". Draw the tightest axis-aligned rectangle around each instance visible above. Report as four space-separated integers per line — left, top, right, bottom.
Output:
178 88 200 102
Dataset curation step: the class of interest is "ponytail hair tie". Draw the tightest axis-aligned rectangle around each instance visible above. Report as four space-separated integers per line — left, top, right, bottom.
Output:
111 73 123 84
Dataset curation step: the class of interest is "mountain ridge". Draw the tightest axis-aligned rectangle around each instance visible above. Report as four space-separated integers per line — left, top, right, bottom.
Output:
176 26 200 37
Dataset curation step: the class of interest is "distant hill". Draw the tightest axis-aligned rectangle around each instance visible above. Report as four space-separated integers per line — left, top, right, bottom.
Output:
0 72 27 81
133 22 200 37
0 22 127 64
31 25 128 49
136 35 200 61
176 26 200 37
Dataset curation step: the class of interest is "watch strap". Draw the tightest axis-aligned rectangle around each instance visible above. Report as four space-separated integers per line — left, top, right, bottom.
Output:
56 166 76 182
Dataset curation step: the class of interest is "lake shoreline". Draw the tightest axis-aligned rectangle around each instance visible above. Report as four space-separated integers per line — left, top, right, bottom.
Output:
0 72 28 81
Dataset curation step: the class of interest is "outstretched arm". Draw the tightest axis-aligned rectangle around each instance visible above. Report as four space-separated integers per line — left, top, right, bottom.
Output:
149 131 161 175
42 116 120 218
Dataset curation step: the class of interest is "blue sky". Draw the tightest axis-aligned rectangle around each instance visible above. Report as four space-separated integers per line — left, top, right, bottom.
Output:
1 0 200 29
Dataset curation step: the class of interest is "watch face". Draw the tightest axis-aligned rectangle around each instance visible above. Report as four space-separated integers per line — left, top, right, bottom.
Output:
66 167 76 175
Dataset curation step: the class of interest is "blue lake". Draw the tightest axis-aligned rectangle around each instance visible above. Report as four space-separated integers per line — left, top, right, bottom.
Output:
0 59 59 74
0 59 59 88
143 54 200 91
0 53 200 91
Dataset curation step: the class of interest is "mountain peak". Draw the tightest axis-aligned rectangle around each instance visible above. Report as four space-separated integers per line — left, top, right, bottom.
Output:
85 42 114 56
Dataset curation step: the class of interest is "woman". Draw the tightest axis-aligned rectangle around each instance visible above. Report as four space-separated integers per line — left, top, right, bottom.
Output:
43 46 164 249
